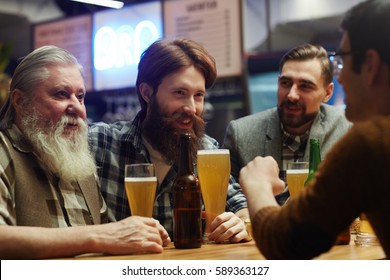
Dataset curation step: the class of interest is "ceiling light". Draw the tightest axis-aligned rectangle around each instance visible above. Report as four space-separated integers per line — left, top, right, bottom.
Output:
70 0 124 9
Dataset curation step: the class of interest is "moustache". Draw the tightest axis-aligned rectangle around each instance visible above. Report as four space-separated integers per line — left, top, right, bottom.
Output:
56 116 85 128
282 100 303 108
164 112 205 128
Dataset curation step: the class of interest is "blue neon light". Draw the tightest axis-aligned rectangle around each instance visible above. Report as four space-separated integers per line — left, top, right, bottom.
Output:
93 1 162 91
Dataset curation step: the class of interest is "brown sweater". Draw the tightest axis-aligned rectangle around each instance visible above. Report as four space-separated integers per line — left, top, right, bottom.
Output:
252 115 390 259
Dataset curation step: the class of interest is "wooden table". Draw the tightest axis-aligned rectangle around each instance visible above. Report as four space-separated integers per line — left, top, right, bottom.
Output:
68 238 385 260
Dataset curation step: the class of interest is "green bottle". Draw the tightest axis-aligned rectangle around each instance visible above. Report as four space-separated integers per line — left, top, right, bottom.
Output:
304 138 321 187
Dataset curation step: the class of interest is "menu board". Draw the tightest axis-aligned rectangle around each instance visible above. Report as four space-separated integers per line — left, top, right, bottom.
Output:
33 15 93 91
164 0 242 77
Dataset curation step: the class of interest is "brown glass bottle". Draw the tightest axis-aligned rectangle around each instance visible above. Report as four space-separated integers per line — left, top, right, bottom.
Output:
173 133 202 249
335 226 351 245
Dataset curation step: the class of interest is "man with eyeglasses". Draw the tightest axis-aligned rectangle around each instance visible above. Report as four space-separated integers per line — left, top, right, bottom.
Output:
239 0 390 259
223 44 351 205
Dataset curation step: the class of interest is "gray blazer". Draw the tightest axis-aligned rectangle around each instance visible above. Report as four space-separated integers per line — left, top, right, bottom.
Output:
223 104 352 181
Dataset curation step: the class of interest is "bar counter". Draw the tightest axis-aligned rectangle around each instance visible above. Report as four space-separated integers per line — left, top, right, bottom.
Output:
65 237 385 260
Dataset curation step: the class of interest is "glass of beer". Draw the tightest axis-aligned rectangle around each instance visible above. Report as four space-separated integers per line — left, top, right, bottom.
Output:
197 149 230 242
355 213 380 246
286 162 309 198
124 163 157 217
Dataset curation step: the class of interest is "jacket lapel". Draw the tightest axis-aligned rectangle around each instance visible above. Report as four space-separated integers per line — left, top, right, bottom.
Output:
77 177 102 224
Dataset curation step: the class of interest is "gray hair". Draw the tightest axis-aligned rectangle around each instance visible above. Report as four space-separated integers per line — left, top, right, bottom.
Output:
0 45 84 129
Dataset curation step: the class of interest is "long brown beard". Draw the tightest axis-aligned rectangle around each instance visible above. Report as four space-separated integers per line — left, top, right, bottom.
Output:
142 98 205 165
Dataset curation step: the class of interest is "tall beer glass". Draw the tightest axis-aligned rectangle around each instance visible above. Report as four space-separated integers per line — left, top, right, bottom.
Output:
124 163 157 217
197 149 230 241
355 213 380 246
286 162 309 198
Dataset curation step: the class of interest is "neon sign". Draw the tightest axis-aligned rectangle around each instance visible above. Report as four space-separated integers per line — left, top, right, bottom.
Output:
92 1 162 91
94 21 160 70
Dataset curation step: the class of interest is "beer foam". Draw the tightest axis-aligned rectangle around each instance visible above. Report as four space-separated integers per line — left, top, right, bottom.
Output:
286 169 309 174
197 149 230 155
125 177 157 182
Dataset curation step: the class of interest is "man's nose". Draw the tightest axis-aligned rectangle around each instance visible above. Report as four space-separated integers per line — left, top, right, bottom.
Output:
287 85 300 101
182 97 196 115
66 95 84 115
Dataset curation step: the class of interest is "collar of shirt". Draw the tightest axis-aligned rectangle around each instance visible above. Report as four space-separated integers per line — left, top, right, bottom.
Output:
142 136 172 186
281 124 310 153
5 124 33 153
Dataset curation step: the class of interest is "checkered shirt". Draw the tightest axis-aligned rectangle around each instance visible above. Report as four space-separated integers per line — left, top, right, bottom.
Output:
88 112 248 238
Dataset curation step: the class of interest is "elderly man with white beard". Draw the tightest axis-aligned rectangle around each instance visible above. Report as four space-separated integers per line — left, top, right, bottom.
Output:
0 46 170 259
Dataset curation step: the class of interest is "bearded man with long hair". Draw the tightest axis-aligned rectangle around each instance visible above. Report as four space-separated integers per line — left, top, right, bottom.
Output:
89 38 250 243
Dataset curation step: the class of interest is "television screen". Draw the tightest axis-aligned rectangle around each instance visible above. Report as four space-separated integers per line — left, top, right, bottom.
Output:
92 1 163 91
247 71 279 114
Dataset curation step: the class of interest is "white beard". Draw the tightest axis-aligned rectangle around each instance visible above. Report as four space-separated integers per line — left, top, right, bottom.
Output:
20 112 97 182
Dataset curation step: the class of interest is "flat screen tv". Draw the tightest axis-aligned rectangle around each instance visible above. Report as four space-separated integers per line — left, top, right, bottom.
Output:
92 1 163 91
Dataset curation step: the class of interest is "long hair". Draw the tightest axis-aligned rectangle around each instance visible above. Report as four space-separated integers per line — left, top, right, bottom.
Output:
135 38 217 119
0 45 84 129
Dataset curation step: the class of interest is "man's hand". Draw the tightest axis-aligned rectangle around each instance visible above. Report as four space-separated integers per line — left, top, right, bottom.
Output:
207 211 251 243
94 216 171 255
239 156 284 217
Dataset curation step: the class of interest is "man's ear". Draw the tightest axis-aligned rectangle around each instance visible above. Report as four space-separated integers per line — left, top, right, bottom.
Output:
10 89 24 114
139 83 153 104
365 49 382 85
322 82 334 103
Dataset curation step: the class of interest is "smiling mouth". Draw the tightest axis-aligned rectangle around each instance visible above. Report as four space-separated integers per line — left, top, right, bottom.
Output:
176 118 193 129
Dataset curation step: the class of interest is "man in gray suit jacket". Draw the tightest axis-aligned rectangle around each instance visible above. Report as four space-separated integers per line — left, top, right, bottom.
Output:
223 44 351 204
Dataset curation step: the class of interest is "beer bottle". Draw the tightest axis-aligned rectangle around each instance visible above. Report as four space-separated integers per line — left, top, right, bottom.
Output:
304 138 321 187
335 227 351 245
173 133 202 249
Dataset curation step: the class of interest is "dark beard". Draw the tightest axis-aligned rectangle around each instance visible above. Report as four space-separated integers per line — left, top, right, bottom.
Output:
277 100 318 129
142 98 206 166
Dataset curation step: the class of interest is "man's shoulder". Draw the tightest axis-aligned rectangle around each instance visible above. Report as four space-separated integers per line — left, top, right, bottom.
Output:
201 135 220 149
320 104 351 124
321 104 346 117
229 107 278 128
89 121 128 132
354 115 390 136
88 121 133 137
0 130 11 155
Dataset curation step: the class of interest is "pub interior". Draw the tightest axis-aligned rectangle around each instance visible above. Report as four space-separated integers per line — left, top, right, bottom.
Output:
0 0 386 264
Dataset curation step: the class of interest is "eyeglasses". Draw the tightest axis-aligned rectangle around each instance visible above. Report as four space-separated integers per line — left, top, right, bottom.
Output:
328 50 365 76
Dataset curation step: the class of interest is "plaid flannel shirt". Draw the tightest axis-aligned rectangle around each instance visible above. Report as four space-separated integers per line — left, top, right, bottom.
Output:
88 112 247 238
